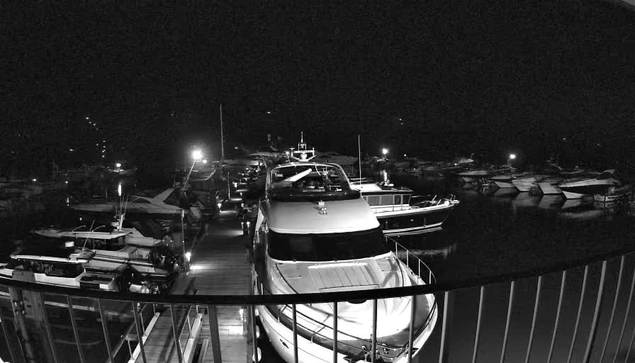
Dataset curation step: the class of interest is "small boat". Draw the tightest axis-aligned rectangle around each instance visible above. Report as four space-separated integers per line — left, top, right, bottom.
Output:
0 247 127 292
350 178 459 236
559 169 621 199
31 217 179 293
70 188 185 216
254 161 438 363
594 185 632 203
537 176 564 195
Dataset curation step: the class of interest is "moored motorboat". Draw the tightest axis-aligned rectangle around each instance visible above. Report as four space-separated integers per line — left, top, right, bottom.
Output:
31 219 179 293
558 169 621 199
0 247 127 292
594 185 632 203
253 161 437 363
350 178 459 236
537 176 564 195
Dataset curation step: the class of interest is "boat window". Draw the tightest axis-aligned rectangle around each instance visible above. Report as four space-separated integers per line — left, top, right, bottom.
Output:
268 228 389 261
394 195 402 205
45 263 84 278
366 195 380 206
403 195 411 204
380 195 393 205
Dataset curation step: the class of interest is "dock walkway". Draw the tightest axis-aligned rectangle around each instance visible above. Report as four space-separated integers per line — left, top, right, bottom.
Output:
140 216 253 363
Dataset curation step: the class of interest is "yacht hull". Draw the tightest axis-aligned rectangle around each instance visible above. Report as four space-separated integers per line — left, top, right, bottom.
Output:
256 294 437 363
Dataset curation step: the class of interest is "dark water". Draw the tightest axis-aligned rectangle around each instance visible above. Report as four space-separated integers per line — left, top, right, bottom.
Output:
391 174 635 284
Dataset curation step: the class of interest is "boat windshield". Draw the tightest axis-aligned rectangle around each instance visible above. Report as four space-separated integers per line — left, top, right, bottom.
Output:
268 227 389 261
268 164 360 201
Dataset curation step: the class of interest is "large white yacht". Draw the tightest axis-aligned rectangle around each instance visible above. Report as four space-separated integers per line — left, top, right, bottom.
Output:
253 161 437 362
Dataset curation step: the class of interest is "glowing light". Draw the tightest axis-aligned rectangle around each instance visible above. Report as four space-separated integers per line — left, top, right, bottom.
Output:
115 162 122 168
117 182 122 197
509 153 517 160
202 159 208 164
32 178 37 182
192 149 203 161
185 252 192 262
382 148 389 156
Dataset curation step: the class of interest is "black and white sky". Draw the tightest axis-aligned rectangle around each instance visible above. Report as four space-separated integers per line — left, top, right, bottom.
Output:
3 1 635 169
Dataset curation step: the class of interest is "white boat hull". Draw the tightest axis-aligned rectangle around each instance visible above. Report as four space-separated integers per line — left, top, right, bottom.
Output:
257 294 437 363
538 182 562 195
494 181 516 189
562 190 586 199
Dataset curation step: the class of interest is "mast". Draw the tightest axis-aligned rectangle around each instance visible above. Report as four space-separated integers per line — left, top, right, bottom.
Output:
220 104 225 164
358 134 362 183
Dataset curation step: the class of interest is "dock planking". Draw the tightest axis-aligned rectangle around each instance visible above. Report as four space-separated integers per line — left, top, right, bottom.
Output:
173 217 253 363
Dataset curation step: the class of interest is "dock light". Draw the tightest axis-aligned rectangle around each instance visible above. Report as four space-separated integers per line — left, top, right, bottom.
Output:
115 162 122 168
202 159 208 164
382 148 389 156
185 252 192 262
185 149 204 185
509 153 516 160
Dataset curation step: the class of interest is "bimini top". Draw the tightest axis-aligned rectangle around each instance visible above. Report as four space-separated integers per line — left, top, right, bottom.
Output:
267 162 360 202
263 197 379 234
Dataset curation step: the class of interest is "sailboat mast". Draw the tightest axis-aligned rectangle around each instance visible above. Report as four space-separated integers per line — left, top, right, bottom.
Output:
358 134 362 183
220 104 225 164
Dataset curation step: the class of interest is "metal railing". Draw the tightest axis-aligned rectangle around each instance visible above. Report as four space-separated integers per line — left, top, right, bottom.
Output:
2 246 635 363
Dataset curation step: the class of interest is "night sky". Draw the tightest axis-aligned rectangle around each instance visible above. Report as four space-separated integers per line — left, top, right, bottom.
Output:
3 1 635 175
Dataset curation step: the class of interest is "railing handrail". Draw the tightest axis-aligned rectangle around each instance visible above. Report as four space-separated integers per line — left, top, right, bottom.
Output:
3 244 635 305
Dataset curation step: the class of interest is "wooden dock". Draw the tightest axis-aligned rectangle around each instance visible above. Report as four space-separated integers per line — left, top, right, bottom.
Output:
139 216 253 363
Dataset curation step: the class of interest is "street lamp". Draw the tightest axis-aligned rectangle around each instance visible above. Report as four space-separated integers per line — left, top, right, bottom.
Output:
185 149 203 185
382 148 389 157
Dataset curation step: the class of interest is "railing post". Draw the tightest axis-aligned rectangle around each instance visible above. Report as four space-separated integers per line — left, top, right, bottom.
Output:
567 265 589 363
500 280 516 363
524 275 543 363
612 265 635 363
407 294 417 363
207 304 222 363
472 285 486 363
333 302 338 363
582 260 608 363
599 256 625 363
438 290 453 363
67 296 87 363
97 298 113 363
251 305 259 363
38 292 59 363
132 301 148 363
547 270 567 363
170 303 185 363
372 299 378 363
0 306 19 363
292 304 299 363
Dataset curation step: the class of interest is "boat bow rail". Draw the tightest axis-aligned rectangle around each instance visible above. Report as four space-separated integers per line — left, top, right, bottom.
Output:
2 246 635 363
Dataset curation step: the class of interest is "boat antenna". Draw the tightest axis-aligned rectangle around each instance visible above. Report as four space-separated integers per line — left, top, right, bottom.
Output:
357 134 362 185
82 220 96 250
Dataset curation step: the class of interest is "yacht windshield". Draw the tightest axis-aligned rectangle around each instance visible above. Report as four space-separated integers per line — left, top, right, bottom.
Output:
268 227 389 261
